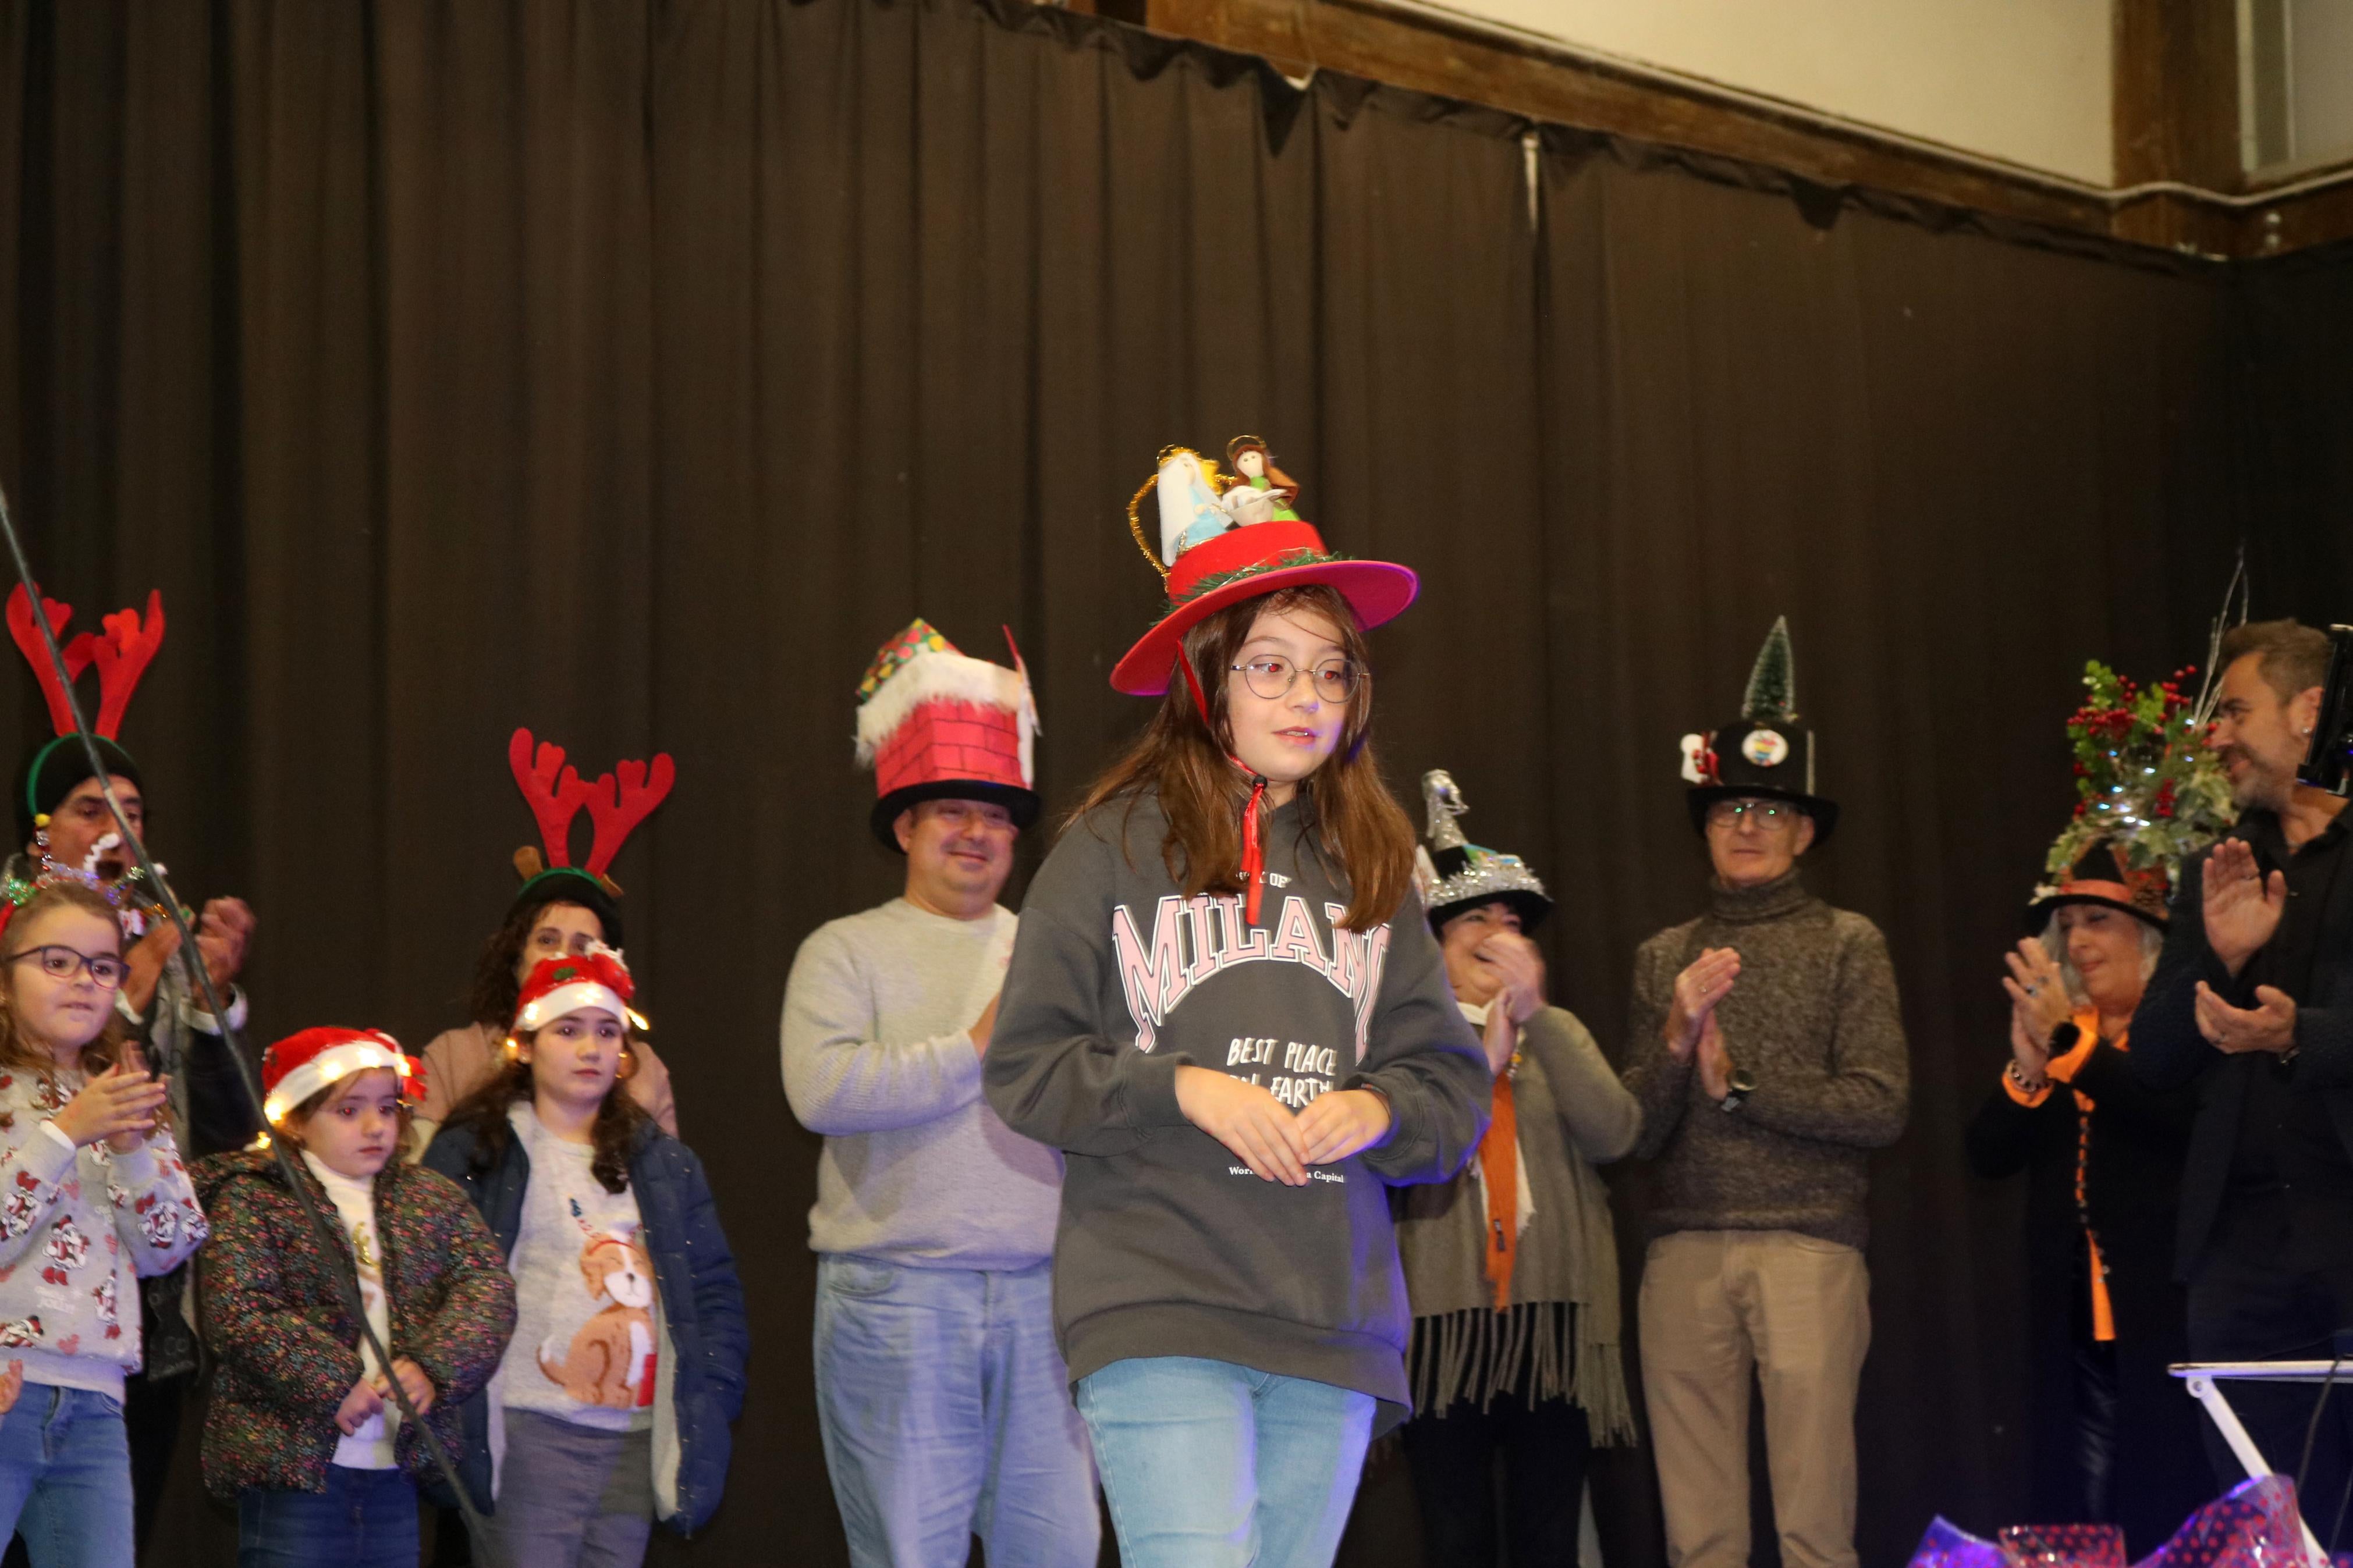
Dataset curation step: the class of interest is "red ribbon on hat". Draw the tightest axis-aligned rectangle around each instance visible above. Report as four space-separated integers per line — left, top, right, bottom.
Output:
1177 648 1269 927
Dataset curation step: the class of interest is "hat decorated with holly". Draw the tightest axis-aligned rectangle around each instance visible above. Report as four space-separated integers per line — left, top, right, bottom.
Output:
1414 769 1552 934
1109 440 1419 697
2027 660 2235 932
1678 616 1839 844
7 584 164 848
505 728 675 948
260 1028 425 1126
855 618 1041 851
513 944 638 1035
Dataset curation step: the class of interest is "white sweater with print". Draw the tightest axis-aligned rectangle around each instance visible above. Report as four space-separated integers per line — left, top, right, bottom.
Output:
0 1069 209 1395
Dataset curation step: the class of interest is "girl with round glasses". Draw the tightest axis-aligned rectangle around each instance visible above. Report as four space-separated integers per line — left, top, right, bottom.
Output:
0 880 208 1566
985 445 1488 1568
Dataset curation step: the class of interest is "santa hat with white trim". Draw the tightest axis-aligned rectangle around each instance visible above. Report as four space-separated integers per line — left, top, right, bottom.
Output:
260 1028 426 1127
513 944 638 1035
854 618 1041 852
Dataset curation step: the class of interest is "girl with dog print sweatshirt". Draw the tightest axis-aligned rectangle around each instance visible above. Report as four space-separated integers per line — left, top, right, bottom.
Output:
424 947 747 1559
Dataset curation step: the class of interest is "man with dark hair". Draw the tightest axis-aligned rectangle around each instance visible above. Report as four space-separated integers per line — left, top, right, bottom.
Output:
780 622 1094 1568
2130 617 2353 1506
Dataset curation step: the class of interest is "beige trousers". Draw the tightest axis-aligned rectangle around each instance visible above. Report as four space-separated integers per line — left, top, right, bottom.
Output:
1638 1229 1871 1568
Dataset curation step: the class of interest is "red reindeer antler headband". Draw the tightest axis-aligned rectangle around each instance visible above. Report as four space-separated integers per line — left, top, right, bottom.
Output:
6 585 165 741
507 727 676 895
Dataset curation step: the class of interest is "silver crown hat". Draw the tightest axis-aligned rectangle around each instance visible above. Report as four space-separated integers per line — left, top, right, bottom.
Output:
1414 769 1553 933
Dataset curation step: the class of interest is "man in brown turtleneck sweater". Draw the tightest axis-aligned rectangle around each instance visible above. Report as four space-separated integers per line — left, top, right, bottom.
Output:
1622 788 1908 1568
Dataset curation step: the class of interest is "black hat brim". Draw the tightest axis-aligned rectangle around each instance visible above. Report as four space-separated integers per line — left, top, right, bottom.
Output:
1429 888 1552 936
2022 890 2167 933
1685 785 1839 847
871 781 1041 852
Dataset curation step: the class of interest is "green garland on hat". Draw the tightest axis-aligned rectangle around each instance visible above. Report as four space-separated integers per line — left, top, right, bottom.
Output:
2043 660 2235 886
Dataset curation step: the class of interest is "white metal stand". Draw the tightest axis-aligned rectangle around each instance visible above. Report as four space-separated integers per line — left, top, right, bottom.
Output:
2173 1361 2338 1566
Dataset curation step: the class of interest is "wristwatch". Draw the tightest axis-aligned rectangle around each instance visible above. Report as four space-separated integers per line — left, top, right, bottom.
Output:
1719 1068 1756 1113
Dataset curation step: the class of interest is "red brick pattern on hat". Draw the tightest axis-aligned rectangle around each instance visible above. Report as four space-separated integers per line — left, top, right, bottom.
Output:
874 701 1027 795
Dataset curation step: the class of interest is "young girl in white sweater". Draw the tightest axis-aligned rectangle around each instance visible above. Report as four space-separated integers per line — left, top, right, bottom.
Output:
0 880 208 1566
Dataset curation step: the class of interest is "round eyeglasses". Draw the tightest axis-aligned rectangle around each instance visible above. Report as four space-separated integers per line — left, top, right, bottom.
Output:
1705 798 1801 830
4 945 128 989
1229 657 1361 703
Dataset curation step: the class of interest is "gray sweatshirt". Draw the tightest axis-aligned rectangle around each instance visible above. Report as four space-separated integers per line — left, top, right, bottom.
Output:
983 792 1489 1432
1621 870 1908 1250
780 898 1064 1270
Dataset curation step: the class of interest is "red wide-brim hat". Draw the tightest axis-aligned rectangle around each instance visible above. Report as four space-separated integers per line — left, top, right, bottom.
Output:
1109 522 1419 696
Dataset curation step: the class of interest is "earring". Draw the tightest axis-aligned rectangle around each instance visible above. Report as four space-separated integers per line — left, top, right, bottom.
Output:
615 1045 638 1082
502 1034 530 1065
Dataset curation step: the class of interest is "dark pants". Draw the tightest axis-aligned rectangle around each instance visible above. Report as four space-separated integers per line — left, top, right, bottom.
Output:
237 1467 420 1568
2186 1194 2353 1542
2070 1338 2119 1526
123 1370 180 1555
1400 1392 1592 1567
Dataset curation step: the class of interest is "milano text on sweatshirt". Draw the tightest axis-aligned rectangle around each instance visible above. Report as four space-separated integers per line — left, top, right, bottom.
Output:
984 792 1489 1431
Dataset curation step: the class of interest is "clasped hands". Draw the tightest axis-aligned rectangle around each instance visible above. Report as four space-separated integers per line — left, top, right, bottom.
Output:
1174 1066 1389 1185
49 1064 168 1154
122 897 255 1017
336 1357 436 1436
1666 947 1741 1102
2195 840 2297 1057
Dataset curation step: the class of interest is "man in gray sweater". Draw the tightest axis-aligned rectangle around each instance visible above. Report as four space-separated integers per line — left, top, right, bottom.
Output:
780 622 1095 1568
1626 622 1909 1568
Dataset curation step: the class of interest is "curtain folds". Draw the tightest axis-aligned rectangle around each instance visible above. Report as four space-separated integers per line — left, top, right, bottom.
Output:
0 2 2291 1562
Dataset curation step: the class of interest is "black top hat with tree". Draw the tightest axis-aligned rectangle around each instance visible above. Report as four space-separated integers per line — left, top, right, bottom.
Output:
1678 616 1838 844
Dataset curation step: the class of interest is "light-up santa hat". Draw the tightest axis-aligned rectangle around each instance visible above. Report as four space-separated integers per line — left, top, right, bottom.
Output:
854 619 1041 851
512 944 640 1036
260 1028 426 1127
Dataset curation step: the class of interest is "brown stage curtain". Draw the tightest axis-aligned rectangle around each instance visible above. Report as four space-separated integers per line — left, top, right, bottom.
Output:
0 2 2299 1564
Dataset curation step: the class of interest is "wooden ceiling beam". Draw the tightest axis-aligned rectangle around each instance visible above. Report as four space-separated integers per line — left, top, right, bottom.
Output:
1077 0 2353 259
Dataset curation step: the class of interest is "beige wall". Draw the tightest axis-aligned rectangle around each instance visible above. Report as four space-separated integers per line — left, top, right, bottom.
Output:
1424 0 2116 185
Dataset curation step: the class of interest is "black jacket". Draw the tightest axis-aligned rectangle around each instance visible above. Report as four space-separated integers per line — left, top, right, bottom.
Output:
2128 819 2353 1277
1965 1037 2208 1553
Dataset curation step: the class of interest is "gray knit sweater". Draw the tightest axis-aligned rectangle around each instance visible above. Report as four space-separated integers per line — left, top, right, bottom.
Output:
1622 871 1908 1250
1396 1004 1640 1441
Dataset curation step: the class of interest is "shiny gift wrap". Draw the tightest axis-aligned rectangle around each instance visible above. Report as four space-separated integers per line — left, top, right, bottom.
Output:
1908 1476 2328 1568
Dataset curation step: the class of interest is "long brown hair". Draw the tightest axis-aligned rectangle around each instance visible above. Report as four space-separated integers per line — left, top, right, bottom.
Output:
440 1028 650 1194
1075 582 1415 930
466 896 605 1031
0 883 131 1080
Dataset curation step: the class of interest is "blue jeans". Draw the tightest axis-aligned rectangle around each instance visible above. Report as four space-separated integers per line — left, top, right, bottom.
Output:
1076 1356 1375 1568
0 1384 135 1568
813 1255 1098 1568
237 1466 419 1567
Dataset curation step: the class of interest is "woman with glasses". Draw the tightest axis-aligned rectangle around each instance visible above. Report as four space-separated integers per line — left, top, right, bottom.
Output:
0 879 209 1567
984 444 1488 1568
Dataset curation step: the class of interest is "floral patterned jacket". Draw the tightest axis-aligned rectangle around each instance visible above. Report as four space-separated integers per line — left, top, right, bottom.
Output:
0 1068 208 1393
195 1147 515 1498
